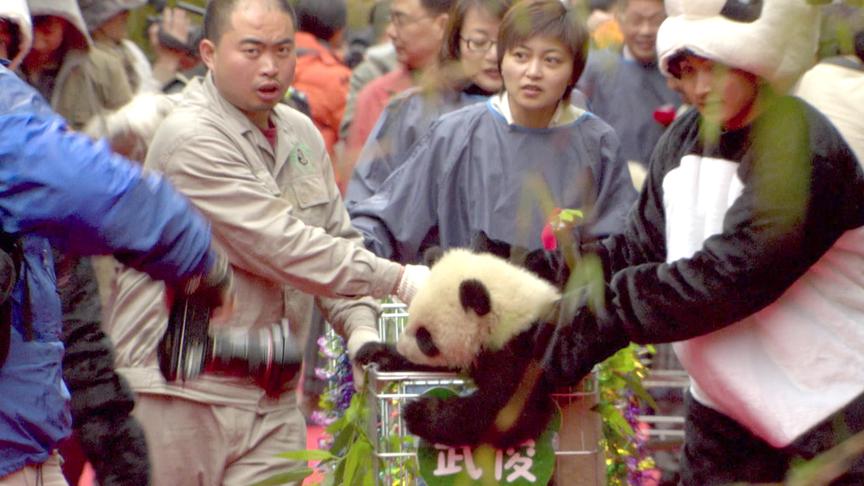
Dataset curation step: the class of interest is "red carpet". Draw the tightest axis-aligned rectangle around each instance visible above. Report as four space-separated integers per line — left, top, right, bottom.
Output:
303 424 327 485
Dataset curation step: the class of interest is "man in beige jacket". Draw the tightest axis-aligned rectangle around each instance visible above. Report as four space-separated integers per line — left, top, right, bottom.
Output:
104 0 427 484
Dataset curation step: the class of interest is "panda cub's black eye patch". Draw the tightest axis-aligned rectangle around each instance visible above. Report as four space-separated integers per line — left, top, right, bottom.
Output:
415 327 440 358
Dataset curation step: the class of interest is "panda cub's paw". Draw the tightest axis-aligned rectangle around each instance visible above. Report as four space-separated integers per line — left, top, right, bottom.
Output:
404 396 445 439
354 342 415 371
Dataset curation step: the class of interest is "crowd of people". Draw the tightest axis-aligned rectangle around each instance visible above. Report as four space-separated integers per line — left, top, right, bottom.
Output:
0 0 863 485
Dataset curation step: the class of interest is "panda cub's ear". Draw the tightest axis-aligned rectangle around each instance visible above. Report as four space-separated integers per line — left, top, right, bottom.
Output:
422 246 446 266
459 279 491 317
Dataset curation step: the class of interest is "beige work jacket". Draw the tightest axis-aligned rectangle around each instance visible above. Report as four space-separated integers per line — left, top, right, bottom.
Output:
106 75 402 409
53 48 134 131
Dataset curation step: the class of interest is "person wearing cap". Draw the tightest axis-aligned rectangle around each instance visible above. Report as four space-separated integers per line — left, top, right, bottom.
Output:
531 0 864 483
21 1 142 333
0 3 233 486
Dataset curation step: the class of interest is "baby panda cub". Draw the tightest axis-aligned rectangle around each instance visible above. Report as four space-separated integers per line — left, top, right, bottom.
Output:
356 248 562 448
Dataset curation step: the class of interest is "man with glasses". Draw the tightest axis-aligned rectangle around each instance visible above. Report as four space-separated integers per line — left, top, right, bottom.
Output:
344 0 453 155
577 0 681 185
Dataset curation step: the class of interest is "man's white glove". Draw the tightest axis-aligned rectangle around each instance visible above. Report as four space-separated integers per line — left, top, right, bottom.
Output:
346 328 380 391
84 93 180 157
395 264 431 305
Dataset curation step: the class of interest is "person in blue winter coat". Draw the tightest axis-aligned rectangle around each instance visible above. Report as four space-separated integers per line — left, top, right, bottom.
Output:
0 3 230 483
349 0 637 264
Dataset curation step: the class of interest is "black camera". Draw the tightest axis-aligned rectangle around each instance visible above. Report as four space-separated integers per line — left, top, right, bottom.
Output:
146 0 205 58
158 292 303 397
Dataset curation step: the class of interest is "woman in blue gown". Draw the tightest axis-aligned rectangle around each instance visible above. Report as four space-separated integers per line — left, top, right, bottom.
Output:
349 0 637 263
345 0 514 204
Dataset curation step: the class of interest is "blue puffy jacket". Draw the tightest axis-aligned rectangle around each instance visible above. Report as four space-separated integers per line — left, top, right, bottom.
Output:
0 64 214 477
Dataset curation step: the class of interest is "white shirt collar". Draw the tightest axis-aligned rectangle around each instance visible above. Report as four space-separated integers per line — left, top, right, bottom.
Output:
490 92 582 127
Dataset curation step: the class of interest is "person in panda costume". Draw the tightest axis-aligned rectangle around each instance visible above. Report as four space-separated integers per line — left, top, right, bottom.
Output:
530 0 864 483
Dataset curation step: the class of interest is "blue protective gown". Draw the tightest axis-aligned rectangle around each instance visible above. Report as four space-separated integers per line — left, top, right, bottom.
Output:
349 99 638 263
578 49 681 167
346 86 488 205
0 64 214 476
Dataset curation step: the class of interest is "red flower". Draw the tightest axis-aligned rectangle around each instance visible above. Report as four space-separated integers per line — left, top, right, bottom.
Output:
541 208 563 251
541 223 558 251
653 104 677 127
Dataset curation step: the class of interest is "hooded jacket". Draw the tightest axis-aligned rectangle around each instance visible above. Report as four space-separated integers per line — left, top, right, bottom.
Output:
1 0 31 70
24 0 133 130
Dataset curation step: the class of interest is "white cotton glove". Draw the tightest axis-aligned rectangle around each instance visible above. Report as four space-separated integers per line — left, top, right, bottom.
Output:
395 264 431 305
346 328 380 391
84 93 180 150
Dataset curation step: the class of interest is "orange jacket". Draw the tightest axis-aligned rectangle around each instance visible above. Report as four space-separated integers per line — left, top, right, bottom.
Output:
292 32 351 156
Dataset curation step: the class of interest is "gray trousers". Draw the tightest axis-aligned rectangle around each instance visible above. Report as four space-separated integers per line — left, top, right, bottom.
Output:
134 393 306 486
0 451 67 486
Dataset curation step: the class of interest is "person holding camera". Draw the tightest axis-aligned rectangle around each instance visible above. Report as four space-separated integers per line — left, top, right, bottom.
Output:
104 1 429 485
78 0 199 95
0 3 233 485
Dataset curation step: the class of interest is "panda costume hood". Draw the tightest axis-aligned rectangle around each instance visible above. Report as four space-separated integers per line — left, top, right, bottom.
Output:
656 0 821 92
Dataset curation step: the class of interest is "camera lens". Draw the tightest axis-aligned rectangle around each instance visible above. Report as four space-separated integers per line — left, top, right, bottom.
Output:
159 293 211 382
160 294 302 396
208 320 303 396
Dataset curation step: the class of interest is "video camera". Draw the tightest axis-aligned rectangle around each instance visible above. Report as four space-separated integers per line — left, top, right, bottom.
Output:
146 0 205 58
158 291 303 397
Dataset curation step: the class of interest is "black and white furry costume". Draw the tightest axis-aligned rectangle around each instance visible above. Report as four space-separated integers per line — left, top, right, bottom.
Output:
56 252 151 486
534 0 864 481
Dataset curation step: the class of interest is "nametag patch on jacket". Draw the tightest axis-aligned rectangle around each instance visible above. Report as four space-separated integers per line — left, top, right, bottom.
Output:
290 143 312 172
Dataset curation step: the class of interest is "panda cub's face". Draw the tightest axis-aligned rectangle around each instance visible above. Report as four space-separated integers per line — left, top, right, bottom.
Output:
397 249 561 370
398 276 494 369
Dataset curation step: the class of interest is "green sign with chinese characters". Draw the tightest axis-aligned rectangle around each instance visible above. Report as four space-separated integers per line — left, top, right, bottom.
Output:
416 388 559 485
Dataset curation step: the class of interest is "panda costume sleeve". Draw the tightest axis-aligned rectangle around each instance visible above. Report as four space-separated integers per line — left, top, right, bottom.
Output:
543 0 864 450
